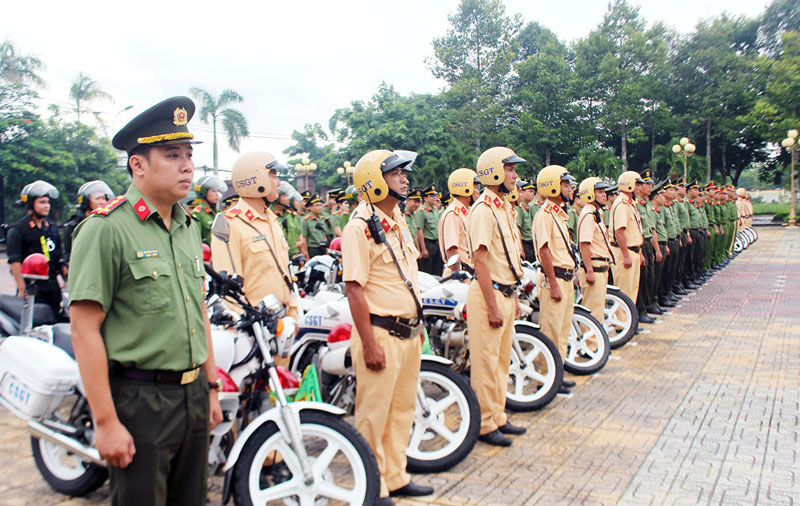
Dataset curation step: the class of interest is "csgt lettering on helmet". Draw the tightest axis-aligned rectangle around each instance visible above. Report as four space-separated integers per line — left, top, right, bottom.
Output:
538 179 554 188
477 168 494 177
359 180 374 192
451 181 468 188
235 176 258 188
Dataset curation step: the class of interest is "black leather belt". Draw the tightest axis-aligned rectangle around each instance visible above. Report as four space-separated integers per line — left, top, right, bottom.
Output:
658 241 667 245
369 314 419 339
590 257 609 262
589 265 609 273
553 267 574 281
491 281 517 297
462 263 475 275
610 242 640 253
110 366 200 385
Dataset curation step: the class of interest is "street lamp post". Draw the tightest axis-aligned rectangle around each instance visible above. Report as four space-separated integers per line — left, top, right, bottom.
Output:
781 129 799 226
672 137 696 182
336 160 354 186
295 157 317 194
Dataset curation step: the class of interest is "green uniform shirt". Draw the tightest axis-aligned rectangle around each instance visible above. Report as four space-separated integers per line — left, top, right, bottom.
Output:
517 202 534 241
567 205 579 243
274 206 301 256
652 204 667 241
418 206 439 240
69 185 208 371
726 201 737 223
405 209 420 242
636 199 653 239
687 199 702 229
190 201 216 244
300 213 331 249
676 198 690 232
340 208 354 229
704 202 717 225
698 204 709 229
664 202 679 239
530 199 544 225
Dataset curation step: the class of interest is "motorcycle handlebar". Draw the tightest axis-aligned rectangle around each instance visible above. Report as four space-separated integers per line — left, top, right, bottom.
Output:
204 263 245 300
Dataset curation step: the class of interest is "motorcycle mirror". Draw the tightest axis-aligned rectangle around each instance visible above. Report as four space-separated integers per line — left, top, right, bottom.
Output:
445 254 460 268
211 214 231 243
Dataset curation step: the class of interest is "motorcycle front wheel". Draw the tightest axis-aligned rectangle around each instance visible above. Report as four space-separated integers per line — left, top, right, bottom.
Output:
564 307 610 375
406 361 480 473
231 410 380 506
604 288 638 349
506 324 562 411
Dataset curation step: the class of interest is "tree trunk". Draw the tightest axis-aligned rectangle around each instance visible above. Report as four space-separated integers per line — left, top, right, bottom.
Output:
721 143 728 185
705 119 712 184
545 145 551 166
213 116 219 176
620 118 628 169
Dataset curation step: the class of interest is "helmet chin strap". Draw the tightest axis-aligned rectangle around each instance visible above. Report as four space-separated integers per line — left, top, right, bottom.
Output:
498 183 510 194
32 210 48 220
388 189 407 201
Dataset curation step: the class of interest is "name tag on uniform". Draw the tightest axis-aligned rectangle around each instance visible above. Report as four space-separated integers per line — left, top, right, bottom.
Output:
135 249 160 259
402 228 413 243
252 234 266 242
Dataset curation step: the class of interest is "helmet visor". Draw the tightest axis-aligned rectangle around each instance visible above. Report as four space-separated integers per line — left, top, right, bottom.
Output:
381 153 413 173
502 154 526 164
266 159 289 172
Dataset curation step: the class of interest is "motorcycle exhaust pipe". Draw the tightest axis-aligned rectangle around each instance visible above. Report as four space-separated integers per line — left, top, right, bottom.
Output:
28 420 105 466
319 344 352 376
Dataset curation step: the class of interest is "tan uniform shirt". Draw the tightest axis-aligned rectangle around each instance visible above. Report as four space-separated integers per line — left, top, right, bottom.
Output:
341 201 420 319
532 200 575 269
577 204 613 260
211 198 297 314
610 195 644 247
467 189 522 285
437 199 472 267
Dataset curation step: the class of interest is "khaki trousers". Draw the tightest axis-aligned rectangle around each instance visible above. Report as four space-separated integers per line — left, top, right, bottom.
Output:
610 247 641 303
466 281 516 435
579 267 608 322
538 277 575 364
351 325 421 497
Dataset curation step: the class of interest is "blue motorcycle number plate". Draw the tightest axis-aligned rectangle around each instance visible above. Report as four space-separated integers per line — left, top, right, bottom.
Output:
421 298 457 307
304 315 324 327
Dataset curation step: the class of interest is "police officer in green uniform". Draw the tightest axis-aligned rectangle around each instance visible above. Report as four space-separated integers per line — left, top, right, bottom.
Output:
273 181 304 258
649 181 669 303
658 180 681 307
301 194 332 257
69 96 223 506
405 188 423 260
634 170 657 322
336 186 357 232
417 184 443 274
685 181 707 285
517 180 536 261
672 178 693 292
190 174 227 244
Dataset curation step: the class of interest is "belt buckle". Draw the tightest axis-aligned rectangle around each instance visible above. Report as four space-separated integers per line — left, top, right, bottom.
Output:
180 368 199 385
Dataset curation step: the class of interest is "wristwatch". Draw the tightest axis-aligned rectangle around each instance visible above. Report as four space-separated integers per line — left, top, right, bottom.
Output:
209 378 222 391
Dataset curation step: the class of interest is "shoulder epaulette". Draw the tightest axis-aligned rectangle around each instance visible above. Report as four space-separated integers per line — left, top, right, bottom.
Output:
92 195 127 216
192 205 203 214
225 208 241 219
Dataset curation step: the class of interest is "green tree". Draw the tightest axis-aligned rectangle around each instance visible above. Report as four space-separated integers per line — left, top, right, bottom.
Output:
428 0 521 153
69 72 112 124
0 39 44 88
189 87 249 174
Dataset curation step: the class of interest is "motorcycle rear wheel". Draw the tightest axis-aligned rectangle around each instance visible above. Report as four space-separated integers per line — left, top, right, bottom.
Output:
31 436 107 496
604 288 637 349
506 325 562 411
564 307 610 375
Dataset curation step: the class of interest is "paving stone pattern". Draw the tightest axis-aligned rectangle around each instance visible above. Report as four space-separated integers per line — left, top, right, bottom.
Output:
0 227 797 505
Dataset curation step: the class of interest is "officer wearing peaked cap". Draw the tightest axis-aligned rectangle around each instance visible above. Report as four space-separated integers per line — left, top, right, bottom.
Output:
417 184 443 274
68 96 223 506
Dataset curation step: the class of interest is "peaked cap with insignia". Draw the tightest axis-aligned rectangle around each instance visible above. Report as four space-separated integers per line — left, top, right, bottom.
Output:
112 96 201 154
641 169 654 184
423 184 438 196
408 187 423 201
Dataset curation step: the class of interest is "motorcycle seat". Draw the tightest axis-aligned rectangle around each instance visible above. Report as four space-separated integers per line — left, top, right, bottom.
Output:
0 294 57 327
52 323 75 359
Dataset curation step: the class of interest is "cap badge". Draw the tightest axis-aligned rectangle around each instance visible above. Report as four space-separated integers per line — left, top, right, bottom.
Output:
173 107 188 126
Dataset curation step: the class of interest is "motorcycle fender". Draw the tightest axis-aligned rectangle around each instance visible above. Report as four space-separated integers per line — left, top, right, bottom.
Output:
223 401 346 471
513 319 541 330
574 304 590 312
420 354 453 366
606 285 620 291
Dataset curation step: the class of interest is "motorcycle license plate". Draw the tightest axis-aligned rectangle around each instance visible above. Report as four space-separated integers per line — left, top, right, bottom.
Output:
1 374 34 411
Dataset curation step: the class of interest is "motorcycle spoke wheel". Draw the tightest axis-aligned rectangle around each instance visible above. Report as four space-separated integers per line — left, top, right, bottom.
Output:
564 309 610 375
505 325 563 411
604 289 637 349
233 411 378 506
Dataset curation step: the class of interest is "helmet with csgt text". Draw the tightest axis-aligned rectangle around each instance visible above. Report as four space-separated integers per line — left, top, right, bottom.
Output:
536 165 575 198
578 177 611 204
476 146 525 186
617 171 645 193
448 168 478 197
353 149 413 203
230 152 287 198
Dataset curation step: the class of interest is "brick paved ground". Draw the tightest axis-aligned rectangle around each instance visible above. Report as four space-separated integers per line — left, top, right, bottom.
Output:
0 227 797 505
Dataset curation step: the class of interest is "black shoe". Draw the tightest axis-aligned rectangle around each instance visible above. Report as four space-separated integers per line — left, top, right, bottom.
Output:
669 293 681 301
558 384 572 394
673 288 688 295
498 422 527 435
390 481 434 497
478 429 512 447
562 379 576 388
376 497 396 505
646 305 665 315
639 313 656 324
659 298 676 308
684 283 699 290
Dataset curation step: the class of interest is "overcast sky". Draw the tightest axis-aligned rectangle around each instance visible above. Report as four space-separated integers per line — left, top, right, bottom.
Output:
2 0 771 174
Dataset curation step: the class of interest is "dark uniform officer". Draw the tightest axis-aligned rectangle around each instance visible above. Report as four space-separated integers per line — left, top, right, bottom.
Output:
69 96 222 506
61 180 116 265
7 180 67 317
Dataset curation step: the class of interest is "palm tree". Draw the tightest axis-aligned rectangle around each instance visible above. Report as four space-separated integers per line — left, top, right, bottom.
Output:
69 73 112 123
189 87 249 174
0 39 45 87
